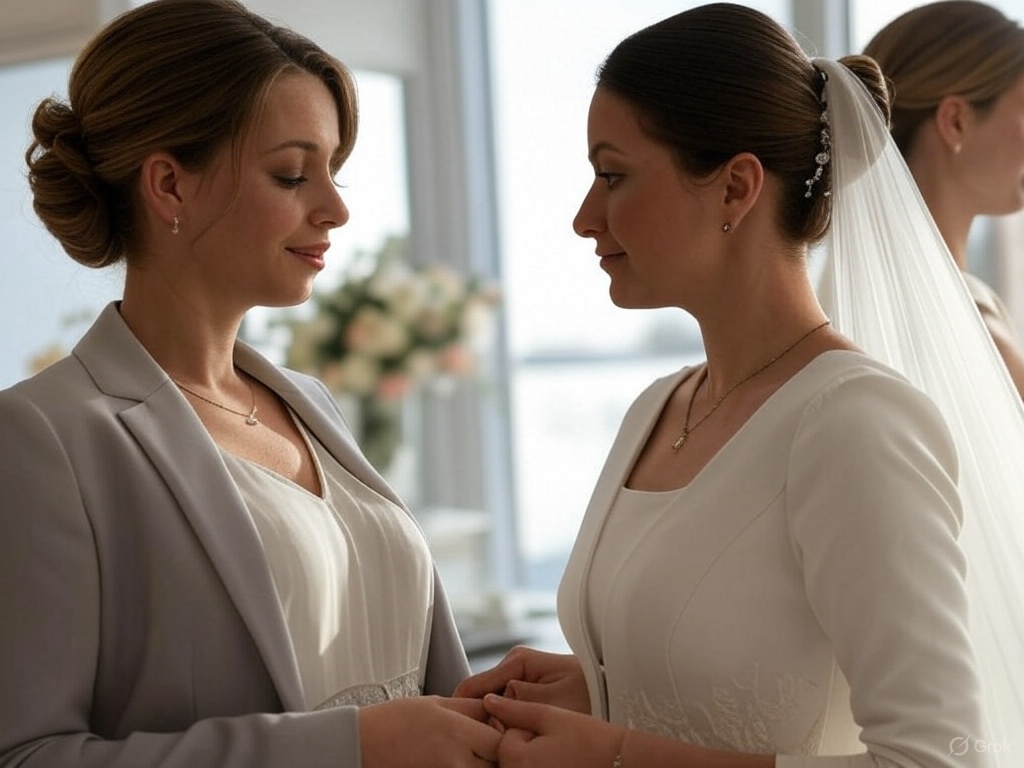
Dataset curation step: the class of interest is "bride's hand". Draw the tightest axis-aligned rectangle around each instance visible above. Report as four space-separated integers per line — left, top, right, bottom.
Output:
484 694 623 768
453 646 591 714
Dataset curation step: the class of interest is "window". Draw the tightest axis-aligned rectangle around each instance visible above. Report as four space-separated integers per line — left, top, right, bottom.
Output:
0 57 118 390
486 0 787 590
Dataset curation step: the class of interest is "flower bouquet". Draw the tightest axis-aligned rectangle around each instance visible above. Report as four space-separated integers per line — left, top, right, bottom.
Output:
283 234 501 472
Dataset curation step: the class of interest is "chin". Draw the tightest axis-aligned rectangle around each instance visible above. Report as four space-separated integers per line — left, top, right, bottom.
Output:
608 288 635 309
263 288 313 309
608 289 661 310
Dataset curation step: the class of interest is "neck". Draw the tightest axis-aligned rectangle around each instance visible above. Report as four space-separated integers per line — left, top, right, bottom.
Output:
696 266 828 398
906 151 973 271
120 270 245 385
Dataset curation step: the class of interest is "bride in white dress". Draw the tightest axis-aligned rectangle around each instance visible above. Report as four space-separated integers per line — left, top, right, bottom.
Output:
457 4 1024 768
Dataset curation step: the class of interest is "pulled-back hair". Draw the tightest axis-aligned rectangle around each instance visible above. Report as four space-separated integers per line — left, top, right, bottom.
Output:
864 0 1024 157
25 0 358 268
597 3 891 244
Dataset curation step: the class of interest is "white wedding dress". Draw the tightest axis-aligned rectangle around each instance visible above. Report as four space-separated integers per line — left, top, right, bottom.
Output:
558 351 989 768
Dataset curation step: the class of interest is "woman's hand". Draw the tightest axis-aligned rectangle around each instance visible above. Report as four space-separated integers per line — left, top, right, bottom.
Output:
359 695 499 768
483 694 624 768
453 646 591 714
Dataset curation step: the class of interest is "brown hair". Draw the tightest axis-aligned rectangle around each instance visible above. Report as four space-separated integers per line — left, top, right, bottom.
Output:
596 3 891 244
864 0 1024 156
25 0 358 268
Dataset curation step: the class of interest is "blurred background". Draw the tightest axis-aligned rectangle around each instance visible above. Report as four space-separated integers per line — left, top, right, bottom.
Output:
3 0 1023 665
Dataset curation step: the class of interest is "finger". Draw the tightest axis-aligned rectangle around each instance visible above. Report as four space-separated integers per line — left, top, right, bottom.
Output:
504 679 564 705
496 727 534 768
467 720 502 763
454 655 526 698
438 696 489 722
502 726 534 744
483 693 551 734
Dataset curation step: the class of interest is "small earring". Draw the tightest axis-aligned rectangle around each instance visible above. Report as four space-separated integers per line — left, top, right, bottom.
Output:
954 144 962 154
171 216 180 235
722 222 732 233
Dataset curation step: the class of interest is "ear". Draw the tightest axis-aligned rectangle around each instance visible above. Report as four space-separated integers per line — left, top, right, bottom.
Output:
720 152 763 227
138 151 188 229
934 95 970 153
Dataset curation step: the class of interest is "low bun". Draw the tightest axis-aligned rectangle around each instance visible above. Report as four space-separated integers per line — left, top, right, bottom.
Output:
22 0 357 273
838 54 893 129
26 98 126 268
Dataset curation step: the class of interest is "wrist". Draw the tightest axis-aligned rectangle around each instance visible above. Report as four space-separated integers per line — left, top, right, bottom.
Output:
611 727 628 768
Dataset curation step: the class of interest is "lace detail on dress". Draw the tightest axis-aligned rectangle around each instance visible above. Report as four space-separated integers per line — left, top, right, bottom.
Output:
313 669 421 709
616 664 824 755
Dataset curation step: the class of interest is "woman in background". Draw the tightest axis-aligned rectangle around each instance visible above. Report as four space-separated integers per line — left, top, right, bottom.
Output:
0 1 497 767
864 0 1024 398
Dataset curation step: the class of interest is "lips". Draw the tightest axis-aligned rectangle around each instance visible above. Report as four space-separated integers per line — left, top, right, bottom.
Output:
288 242 330 271
598 251 626 266
288 242 330 258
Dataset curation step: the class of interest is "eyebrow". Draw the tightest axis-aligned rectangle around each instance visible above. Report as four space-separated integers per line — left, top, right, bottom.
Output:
588 141 623 163
263 139 346 167
264 139 321 155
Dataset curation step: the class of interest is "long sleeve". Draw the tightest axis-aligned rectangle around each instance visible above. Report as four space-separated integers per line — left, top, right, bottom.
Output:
782 373 990 768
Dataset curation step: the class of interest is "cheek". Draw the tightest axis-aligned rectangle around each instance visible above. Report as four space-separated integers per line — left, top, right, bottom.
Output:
609 190 677 244
992 114 1024 161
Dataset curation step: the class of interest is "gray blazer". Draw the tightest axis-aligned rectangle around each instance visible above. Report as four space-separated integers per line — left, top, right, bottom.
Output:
0 303 469 768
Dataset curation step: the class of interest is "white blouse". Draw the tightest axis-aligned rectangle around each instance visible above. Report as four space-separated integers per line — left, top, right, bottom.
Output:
220 417 434 711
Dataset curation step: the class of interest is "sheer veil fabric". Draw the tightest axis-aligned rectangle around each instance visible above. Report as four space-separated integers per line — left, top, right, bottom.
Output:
813 58 1024 762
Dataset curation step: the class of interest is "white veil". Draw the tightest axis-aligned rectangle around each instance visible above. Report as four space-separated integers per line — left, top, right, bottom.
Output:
814 58 1024 761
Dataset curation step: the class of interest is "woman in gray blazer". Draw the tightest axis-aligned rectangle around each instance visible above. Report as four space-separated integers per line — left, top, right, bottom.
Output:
0 1 498 767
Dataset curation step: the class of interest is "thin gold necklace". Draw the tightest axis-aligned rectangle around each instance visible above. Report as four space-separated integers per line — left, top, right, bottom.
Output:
174 373 260 426
671 319 830 452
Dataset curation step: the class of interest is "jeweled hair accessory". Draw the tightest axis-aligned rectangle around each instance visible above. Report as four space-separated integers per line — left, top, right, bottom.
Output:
803 67 831 198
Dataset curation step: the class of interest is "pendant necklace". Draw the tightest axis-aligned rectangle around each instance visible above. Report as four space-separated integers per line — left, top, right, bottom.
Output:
174 372 260 426
671 319 830 452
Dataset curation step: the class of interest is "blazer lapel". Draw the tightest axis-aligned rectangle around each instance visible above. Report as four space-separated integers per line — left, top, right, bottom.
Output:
119 394 306 710
76 304 307 710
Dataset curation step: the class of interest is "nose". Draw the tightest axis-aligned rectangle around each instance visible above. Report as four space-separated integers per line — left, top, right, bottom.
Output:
572 183 603 239
319 182 350 230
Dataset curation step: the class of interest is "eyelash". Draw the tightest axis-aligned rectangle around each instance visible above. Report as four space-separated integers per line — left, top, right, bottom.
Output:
596 171 623 189
275 175 306 188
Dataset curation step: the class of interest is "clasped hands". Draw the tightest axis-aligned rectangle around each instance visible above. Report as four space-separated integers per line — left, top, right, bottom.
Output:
451 647 626 768
359 647 624 768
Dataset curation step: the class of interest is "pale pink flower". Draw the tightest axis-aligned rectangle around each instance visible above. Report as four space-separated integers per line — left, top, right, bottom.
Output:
439 343 475 376
376 372 415 401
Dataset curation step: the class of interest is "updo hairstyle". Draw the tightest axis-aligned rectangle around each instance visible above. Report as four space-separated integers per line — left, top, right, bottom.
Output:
25 0 358 268
596 2 891 245
863 0 1024 158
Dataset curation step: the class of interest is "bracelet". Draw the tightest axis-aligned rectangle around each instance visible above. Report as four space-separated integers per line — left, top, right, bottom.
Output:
612 753 623 768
